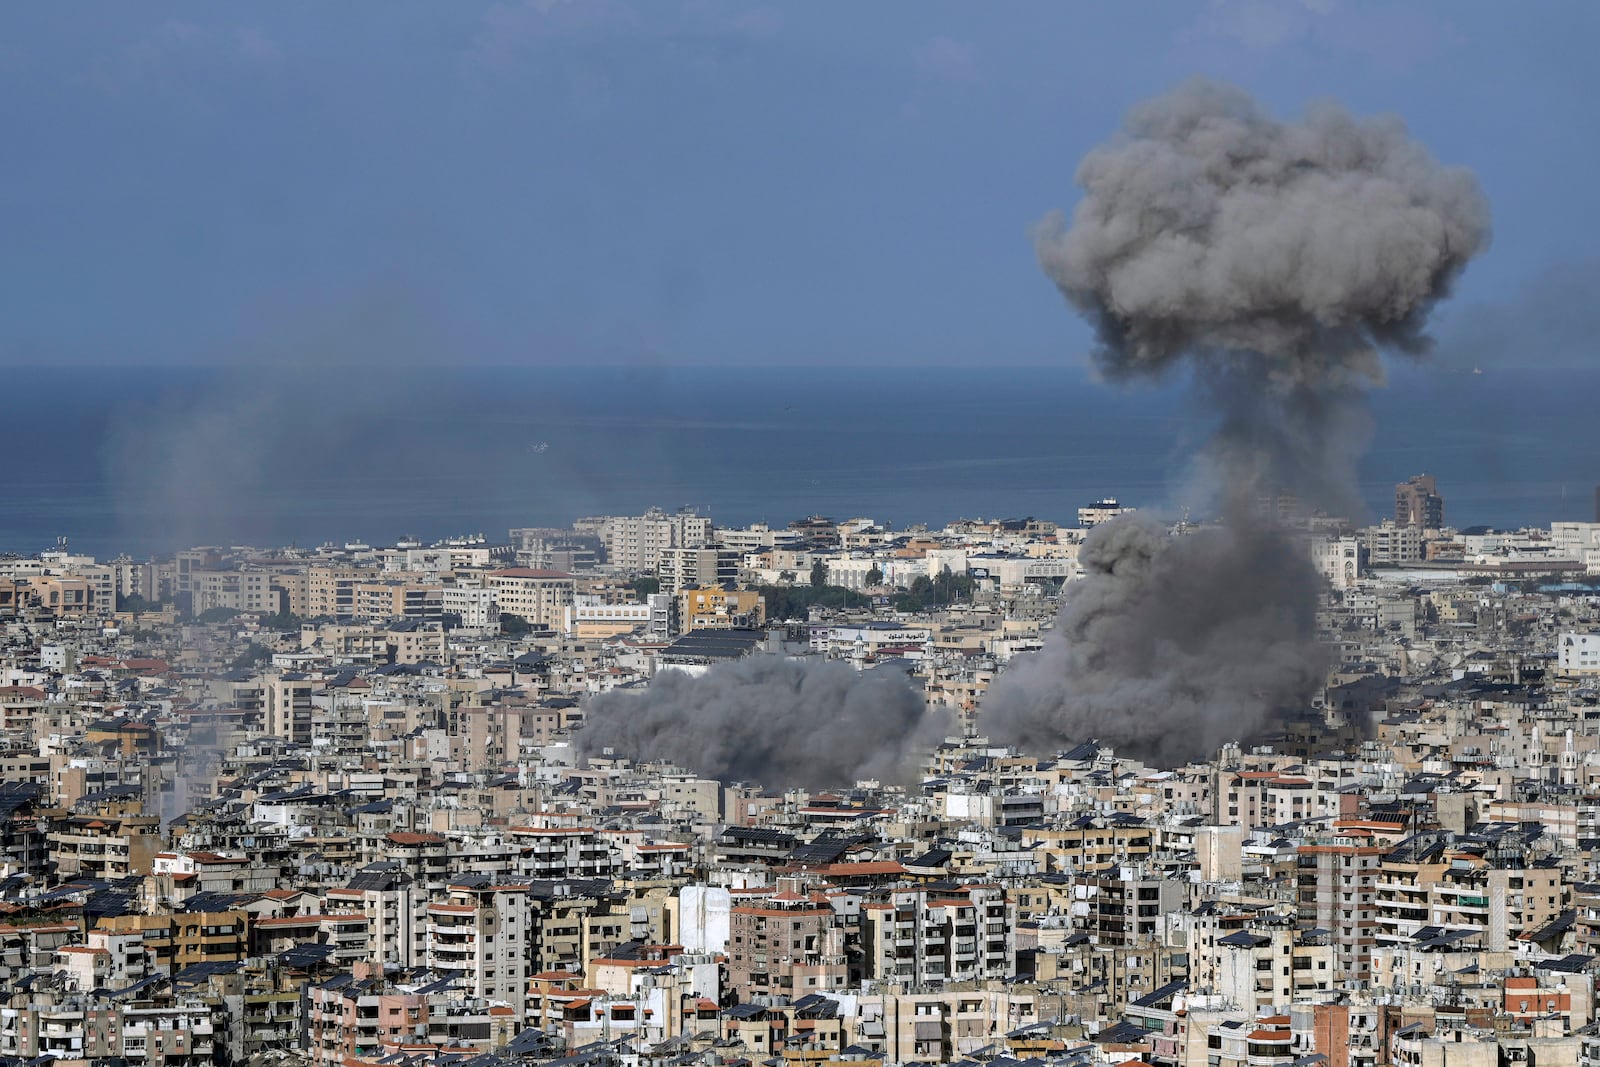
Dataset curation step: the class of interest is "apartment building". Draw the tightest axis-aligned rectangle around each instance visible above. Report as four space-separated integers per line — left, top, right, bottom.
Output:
325 868 429 967
1395 474 1445 529
0 1000 217 1064
442 585 499 630
190 569 275 615
1075 869 1185 946
1021 816 1155 873
427 879 626 1019
265 672 316 745
657 548 738 596
677 586 764 634
1194 926 1336 1010
563 596 654 640
861 885 1014 987
1561 632 1600 676
1363 520 1424 566
307 565 376 619
484 569 575 629
49 814 163 879
5 575 98 617
728 894 849 1000
576 508 712 573
507 826 621 881
851 987 1041 1063
346 580 443 622
1296 841 1386 986
306 976 430 1067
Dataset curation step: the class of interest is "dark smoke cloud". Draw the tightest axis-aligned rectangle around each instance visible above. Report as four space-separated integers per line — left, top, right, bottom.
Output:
985 79 1489 760
1035 78 1490 394
579 656 948 789
982 513 1327 765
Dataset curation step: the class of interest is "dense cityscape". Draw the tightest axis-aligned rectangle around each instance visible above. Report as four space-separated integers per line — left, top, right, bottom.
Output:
1 481 1599 1067
10 4 1600 1066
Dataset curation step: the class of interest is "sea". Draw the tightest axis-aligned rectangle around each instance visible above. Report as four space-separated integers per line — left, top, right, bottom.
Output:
1 363 1596 559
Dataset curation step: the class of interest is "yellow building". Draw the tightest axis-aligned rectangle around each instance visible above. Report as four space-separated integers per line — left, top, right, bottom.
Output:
6 575 98 617
677 587 764 634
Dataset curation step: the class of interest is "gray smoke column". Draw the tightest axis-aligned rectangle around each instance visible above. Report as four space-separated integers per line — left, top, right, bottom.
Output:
983 512 1326 764
579 656 948 789
984 79 1489 761
1036 77 1490 510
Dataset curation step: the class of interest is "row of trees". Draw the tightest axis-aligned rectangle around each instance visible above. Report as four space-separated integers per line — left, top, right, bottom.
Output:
890 567 977 612
756 563 977 620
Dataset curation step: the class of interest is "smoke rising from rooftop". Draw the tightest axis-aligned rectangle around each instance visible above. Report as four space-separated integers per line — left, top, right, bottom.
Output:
984 79 1489 761
982 511 1328 763
579 656 947 789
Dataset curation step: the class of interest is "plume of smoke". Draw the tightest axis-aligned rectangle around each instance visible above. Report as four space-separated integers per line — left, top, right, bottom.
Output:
982 512 1327 764
105 285 466 553
1035 78 1490 393
579 656 948 789
985 79 1489 761
160 721 224 831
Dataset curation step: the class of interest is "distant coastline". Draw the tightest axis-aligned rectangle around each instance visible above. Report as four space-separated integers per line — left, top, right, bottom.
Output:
2 363 1595 558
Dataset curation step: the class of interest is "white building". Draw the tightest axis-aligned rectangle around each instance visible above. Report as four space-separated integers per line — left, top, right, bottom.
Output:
966 554 1077 588
1363 520 1423 566
715 523 802 554
484 568 575 629
442 586 500 631
1560 633 1600 676
812 623 931 657
578 508 712 573
826 556 886 591
564 596 652 636
1078 497 1133 528
1552 522 1600 574
1310 536 1362 589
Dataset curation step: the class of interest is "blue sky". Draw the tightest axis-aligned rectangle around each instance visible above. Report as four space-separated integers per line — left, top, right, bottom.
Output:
3 1 1596 367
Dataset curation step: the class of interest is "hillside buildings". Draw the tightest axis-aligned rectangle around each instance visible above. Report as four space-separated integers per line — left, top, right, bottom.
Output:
2 500 1600 1064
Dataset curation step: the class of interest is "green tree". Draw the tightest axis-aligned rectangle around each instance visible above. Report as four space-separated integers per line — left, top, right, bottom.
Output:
630 576 661 599
260 610 302 630
501 613 531 636
197 606 243 623
891 567 976 612
756 584 870 621
230 642 273 671
865 566 884 587
810 560 826 588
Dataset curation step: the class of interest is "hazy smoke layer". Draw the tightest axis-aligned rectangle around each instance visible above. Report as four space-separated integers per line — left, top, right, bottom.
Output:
983 513 1327 764
580 656 946 788
985 79 1489 761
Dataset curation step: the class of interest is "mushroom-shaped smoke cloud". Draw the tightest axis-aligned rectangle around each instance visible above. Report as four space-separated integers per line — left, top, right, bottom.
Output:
985 79 1490 761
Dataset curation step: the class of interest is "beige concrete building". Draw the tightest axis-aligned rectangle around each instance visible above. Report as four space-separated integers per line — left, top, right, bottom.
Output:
485 568 575 629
